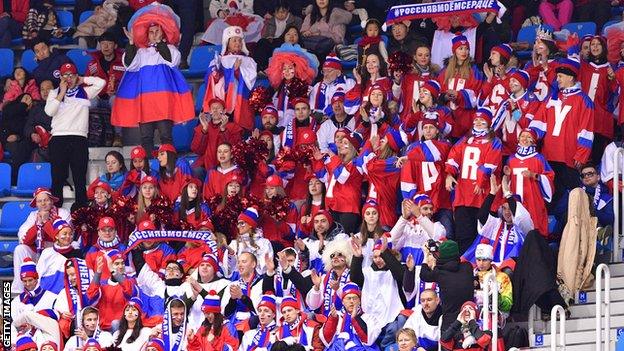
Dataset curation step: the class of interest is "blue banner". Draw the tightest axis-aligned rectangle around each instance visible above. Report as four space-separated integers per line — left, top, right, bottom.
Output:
385 0 506 27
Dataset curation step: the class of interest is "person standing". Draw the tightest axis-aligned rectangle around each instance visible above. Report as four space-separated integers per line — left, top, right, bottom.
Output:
45 62 105 209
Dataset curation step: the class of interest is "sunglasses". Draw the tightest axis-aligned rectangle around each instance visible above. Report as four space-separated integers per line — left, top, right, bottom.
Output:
580 171 596 178
330 252 344 259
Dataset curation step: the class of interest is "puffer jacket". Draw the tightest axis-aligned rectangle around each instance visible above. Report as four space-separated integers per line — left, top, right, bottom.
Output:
2 79 41 109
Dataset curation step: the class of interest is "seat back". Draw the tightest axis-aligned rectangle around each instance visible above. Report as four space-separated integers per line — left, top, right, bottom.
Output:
21 50 38 73
79 10 94 24
67 49 93 75
0 202 32 231
16 163 52 191
0 163 11 195
0 49 15 78
56 10 74 29
563 22 597 37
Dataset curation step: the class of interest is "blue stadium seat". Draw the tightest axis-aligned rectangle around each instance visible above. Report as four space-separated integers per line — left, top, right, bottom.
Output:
55 0 76 5
0 202 32 235
0 49 14 78
51 11 75 45
602 20 620 35
254 77 270 88
182 45 221 78
11 163 52 197
149 159 159 173
195 83 206 113
172 121 195 152
563 22 597 37
0 163 11 197
0 240 19 277
79 10 94 24
21 50 38 73
516 24 554 59
66 49 93 75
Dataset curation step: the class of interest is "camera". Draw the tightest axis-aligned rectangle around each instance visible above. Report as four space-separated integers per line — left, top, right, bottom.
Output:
426 239 439 254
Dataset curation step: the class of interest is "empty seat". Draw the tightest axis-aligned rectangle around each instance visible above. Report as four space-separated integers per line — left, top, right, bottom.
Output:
182 45 221 78
172 121 195 153
79 10 94 24
0 49 15 78
563 22 597 37
0 240 19 277
21 50 38 73
0 202 33 235
67 49 93 75
11 163 52 197
0 163 11 197
51 11 75 45
54 0 76 6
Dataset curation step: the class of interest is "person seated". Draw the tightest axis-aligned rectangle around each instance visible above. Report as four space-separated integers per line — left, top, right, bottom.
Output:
30 39 72 86
13 188 71 293
439 302 492 351
396 328 428 351
1 67 41 109
403 289 442 351
253 1 303 72
1 93 35 183
63 306 115 351
22 80 54 163
22 0 74 49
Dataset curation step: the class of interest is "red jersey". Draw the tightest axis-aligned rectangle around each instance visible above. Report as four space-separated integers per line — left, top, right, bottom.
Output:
495 90 540 156
297 201 323 236
525 60 558 101
529 87 594 168
259 201 298 248
579 61 616 138
316 155 363 214
158 166 192 203
436 66 484 137
398 71 436 120
344 77 393 115
401 105 454 142
445 136 503 208
614 63 624 125
507 151 555 237
202 165 243 200
190 122 244 171
480 73 512 113
280 118 319 201
401 139 453 210
355 150 401 227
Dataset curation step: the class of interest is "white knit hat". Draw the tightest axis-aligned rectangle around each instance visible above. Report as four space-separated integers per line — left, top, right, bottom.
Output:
221 26 249 55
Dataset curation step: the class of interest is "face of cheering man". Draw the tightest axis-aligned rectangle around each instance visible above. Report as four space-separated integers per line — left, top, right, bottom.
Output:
33 41 51 61
98 224 116 243
170 305 186 327
261 113 277 130
372 249 386 269
421 124 439 141
281 306 299 324
66 266 77 288
556 72 575 89
165 262 184 280
82 310 99 335
420 289 440 317
501 202 513 225
580 165 601 188
22 276 38 292
313 214 330 235
257 305 276 327
110 257 125 275
294 101 311 122
35 193 54 212
330 250 347 270
342 293 361 314
198 261 216 281
237 252 257 277
148 24 163 45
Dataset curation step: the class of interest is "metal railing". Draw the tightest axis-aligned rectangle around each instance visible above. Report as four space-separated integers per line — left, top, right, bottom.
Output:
483 272 499 351
596 263 611 351
550 305 566 351
614 147 624 262
438 315 443 351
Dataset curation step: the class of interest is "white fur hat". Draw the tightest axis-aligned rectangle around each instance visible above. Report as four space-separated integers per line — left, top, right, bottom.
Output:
322 239 353 269
221 26 249 55
475 240 494 261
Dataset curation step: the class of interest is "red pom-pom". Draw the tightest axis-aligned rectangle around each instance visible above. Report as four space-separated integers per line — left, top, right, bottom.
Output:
286 77 309 100
249 86 272 113
208 289 218 295
388 51 413 74
232 138 270 178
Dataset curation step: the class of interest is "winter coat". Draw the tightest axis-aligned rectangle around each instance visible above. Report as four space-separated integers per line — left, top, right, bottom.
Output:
301 6 352 44
2 79 41 109
74 0 128 38
420 258 474 331
558 187 598 294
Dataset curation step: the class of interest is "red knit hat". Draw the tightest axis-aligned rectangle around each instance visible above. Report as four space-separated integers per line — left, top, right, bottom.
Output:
361 199 378 216
265 174 283 188
131 146 147 159
451 33 469 53
158 143 177 154
280 296 299 311
291 97 310 107
313 210 334 227
199 253 219 273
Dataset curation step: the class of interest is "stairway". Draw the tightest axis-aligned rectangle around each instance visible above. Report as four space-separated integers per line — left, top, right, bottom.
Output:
528 262 624 350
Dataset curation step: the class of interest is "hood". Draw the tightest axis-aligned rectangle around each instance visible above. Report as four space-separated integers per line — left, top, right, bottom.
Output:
435 258 461 272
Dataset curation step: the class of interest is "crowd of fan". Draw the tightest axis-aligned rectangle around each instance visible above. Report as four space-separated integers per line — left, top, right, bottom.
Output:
2 0 624 350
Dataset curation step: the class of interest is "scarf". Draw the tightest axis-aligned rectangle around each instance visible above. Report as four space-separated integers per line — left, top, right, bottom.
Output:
515 145 537 157
53 243 74 255
283 118 315 149
96 236 120 249
247 321 276 351
163 298 187 351
64 258 91 323
472 127 489 138
582 184 608 210
20 286 45 306
280 315 308 346
236 272 258 312
322 269 350 316
560 83 582 96
64 85 88 100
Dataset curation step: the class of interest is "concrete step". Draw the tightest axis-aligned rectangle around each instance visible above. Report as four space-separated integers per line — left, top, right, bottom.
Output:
532 328 617 348
540 314 624 333
564 300 624 319
530 342 603 351
585 287 624 303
